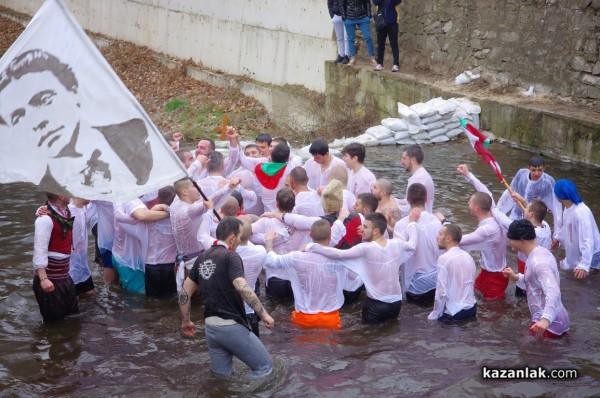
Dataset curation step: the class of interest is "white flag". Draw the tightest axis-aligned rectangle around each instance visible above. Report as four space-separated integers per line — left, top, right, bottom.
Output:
0 0 187 201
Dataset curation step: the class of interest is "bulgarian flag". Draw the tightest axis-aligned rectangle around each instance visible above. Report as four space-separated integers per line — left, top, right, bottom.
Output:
459 118 504 182
255 162 287 189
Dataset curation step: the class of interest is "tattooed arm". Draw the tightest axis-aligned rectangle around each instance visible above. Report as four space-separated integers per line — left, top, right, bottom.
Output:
179 277 198 337
233 277 275 328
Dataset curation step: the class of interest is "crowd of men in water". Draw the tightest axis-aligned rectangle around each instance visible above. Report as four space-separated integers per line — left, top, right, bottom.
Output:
32 127 600 377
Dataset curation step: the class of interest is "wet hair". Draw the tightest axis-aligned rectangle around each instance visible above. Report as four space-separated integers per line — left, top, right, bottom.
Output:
45 192 60 202
356 193 378 213
271 143 290 163
0 50 78 126
328 166 348 186
309 139 329 156
528 199 547 223
276 187 296 212
221 197 240 217
407 183 427 207
311 219 332 242
230 190 243 208
403 144 424 164
215 216 243 241
377 178 393 195
341 142 366 163
174 178 193 196
529 155 546 168
206 151 224 173
158 186 176 206
289 166 308 185
507 219 536 240
471 192 492 212
256 133 272 145
365 212 387 236
443 224 462 243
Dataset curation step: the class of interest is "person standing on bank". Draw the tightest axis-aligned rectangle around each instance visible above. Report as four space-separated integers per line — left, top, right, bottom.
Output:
342 0 377 67
329 0 350 64
179 217 274 378
372 0 401 72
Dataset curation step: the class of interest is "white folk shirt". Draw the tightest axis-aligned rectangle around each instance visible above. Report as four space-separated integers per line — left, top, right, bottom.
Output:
196 175 256 210
33 203 70 270
342 189 356 213
460 217 507 273
68 203 92 284
516 246 570 335
170 196 206 257
112 199 148 272
398 167 435 214
428 246 477 319
264 250 355 314
556 202 600 272
307 223 418 303
146 217 178 265
188 145 240 182
236 244 267 315
282 213 347 248
347 165 376 196
496 169 562 232
303 155 346 190
229 168 264 215
394 211 442 294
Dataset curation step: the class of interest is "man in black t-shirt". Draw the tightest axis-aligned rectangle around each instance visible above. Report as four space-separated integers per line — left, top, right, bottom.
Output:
179 217 274 378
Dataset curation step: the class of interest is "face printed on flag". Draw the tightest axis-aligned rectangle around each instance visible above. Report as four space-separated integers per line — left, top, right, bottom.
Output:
0 0 186 201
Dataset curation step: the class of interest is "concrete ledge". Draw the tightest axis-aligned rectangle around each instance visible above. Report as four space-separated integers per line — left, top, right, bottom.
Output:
325 62 600 167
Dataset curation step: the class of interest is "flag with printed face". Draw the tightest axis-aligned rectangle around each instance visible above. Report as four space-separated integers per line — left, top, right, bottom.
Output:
0 0 187 201
459 118 504 182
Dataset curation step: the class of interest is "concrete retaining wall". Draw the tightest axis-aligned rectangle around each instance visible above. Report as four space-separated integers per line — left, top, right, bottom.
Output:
0 0 335 92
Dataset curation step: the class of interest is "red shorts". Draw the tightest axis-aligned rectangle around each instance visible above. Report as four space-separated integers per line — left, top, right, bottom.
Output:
529 322 564 339
291 310 341 329
518 259 526 274
474 269 508 301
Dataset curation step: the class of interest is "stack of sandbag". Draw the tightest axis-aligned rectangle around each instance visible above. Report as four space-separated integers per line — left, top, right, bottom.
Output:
328 96 482 148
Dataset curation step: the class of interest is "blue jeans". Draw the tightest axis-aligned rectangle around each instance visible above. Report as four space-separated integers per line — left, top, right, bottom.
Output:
205 323 272 378
344 16 374 57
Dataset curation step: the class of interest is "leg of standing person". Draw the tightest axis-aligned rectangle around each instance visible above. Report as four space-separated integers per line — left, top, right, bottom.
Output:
375 25 387 70
343 22 350 63
332 15 346 63
345 19 357 65
357 16 376 66
388 22 400 71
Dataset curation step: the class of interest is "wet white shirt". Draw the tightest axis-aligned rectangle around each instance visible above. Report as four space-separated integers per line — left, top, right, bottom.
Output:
303 156 346 190
307 223 418 303
398 166 435 214
293 190 325 217
112 199 148 272
347 165 376 196
170 196 207 257
516 246 570 335
236 244 267 315
94 200 114 251
146 217 178 265
556 202 600 272
68 203 93 284
428 246 477 319
282 213 347 248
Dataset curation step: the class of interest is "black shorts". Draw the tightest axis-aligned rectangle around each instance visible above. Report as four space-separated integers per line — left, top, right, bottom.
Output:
145 263 176 299
361 296 401 324
405 289 436 307
75 275 95 295
265 277 293 300
33 276 79 323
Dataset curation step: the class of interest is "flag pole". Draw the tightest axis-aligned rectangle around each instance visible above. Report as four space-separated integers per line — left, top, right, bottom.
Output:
190 178 221 221
500 178 527 212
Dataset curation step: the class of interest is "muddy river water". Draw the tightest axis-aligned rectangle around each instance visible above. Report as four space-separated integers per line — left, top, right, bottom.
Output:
1 141 599 397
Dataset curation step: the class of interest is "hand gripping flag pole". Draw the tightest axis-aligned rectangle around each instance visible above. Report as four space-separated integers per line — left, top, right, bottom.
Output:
459 119 526 212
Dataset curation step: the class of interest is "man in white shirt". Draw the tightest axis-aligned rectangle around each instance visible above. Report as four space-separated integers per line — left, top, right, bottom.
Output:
428 224 477 322
397 145 435 214
341 142 376 196
303 139 346 190
288 166 324 217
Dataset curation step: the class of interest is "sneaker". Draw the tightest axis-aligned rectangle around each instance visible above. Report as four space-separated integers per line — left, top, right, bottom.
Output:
392 65 399 72
369 57 377 67
374 64 384 71
343 56 350 64
348 57 356 66
335 55 344 63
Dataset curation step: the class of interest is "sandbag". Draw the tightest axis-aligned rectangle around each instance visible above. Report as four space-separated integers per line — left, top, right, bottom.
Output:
412 132 430 140
410 102 437 118
353 133 380 146
379 137 396 146
446 128 464 139
365 125 393 140
421 114 442 124
407 124 426 135
428 127 448 138
397 138 416 145
394 130 410 141
398 102 422 125
381 118 409 132
424 121 445 131
431 135 450 143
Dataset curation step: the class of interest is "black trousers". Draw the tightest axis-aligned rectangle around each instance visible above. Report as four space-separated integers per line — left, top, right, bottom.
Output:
376 22 399 66
406 289 436 307
145 263 176 299
361 296 401 324
33 276 79 323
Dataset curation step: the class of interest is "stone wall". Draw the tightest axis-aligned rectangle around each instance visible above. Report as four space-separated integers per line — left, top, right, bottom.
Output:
400 0 600 103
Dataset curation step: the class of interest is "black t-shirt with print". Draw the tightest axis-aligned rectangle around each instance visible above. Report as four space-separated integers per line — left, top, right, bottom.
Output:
189 244 250 330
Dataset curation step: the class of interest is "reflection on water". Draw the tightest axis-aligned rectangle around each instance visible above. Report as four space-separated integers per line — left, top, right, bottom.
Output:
1 140 599 396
